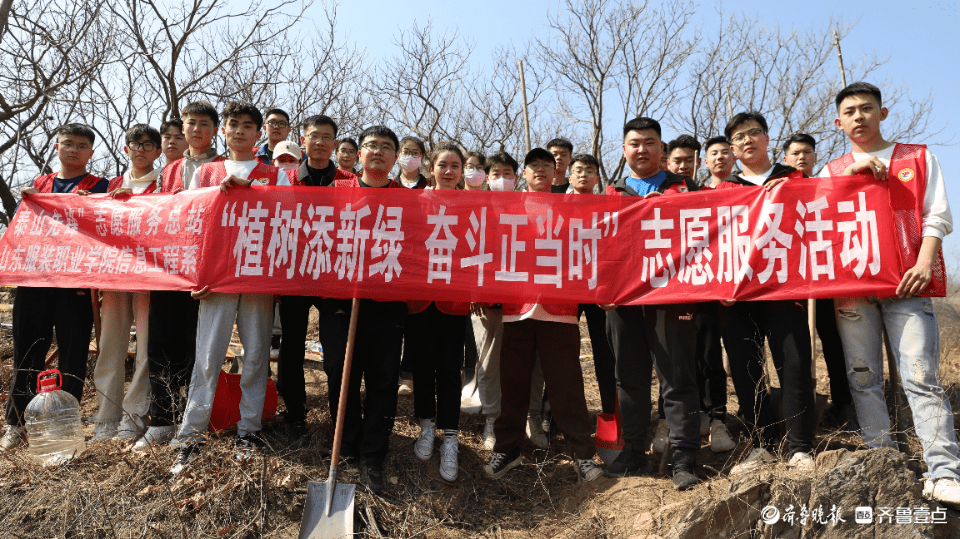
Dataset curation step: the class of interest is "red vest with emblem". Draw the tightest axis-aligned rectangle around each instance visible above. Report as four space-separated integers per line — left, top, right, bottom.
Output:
160 155 227 193
827 143 945 296
33 173 105 193
107 175 159 193
192 161 282 189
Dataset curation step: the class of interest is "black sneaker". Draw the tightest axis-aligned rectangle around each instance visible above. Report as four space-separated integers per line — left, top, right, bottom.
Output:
603 443 653 477
171 443 202 474
286 420 309 446
484 447 522 480
235 434 263 460
672 450 699 491
832 402 861 432
360 460 385 494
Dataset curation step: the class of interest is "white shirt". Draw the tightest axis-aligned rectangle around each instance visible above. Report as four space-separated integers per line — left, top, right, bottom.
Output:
738 165 773 186
819 145 952 240
122 168 160 194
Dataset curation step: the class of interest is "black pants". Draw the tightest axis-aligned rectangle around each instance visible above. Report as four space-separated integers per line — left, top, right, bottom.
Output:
5 287 94 426
580 303 617 415
816 298 852 406
720 300 815 456
408 304 467 431
325 299 406 466
462 317 478 387
607 304 701 451
146 290 199 427
695 301 727 420
277 296 350 424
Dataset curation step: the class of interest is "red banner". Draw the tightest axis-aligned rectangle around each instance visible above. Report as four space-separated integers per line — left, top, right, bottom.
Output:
0 177 907 304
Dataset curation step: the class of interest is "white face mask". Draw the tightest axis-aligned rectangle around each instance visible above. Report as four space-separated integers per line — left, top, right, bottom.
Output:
464 169 486 187
275 161 298 172
488 177 515 192
397 154 422 173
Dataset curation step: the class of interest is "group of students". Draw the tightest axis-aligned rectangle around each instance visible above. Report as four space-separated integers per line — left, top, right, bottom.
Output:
1 82 960 507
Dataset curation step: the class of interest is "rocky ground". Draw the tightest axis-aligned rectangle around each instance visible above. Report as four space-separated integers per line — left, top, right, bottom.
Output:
1 289 960 538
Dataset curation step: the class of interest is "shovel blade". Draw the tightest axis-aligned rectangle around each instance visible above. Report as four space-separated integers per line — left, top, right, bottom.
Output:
299 480 355 539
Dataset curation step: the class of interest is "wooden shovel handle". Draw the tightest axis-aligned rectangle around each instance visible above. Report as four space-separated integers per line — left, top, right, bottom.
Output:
330 298 360 466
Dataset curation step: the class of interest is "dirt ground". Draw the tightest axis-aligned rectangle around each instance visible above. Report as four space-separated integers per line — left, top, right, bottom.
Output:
1 292 959 538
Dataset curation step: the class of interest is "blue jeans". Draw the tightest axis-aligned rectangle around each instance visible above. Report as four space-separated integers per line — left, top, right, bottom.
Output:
835 296 960 481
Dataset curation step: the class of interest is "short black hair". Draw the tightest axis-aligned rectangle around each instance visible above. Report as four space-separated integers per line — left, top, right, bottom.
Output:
337 137 357 152
58 123 96 145
524 147 555 168
222 102 264 131
358 125 399 152
264 108 290 123
302 114 338 137
181 100 220 126
159 118 183 135
545 138 573 153
570 153 600 170
399 136 426 155
485 150 519 175
835 82 882 109
466 150 486 168
703 136 729 153
666 135 701 155
125 124 161 147
782 133 817 153
724 111 768 141
623 117 661 140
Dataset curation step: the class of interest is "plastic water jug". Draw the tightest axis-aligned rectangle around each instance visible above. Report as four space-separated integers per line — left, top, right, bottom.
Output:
24 369 85 465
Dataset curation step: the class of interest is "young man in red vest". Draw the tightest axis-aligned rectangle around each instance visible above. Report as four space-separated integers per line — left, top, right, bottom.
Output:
1 124 109 450
135 101 226 451
91 124 163 442
484 148 602 483
169 102 288 473
822 82 960 508
276 114 357 445
328 125 408 494
602 118 701 490
781 133 859 433
716 111 817 476
254 108 292 166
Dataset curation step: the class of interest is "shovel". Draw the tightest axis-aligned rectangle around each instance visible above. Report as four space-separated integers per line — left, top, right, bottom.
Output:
299 298 359 539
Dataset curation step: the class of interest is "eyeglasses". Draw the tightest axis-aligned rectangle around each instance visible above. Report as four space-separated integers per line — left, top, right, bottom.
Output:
265 120 289 128
306 133 335 143
731 128 765 144
361 142 396 153
127 141 158 151
59 141 91 151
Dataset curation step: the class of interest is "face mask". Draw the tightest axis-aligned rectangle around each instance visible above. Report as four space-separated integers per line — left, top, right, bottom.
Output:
464 169 486 187
275 161 298 172
488 177 515 192
397 154 422 173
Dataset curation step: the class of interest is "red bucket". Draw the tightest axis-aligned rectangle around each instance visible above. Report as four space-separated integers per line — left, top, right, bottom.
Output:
209 371 278 432
596 398 624 450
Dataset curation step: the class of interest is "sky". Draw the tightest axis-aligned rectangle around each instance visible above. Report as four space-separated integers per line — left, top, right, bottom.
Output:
296 0 960 255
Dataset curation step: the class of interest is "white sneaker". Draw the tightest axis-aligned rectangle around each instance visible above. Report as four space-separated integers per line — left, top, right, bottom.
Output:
439 436 459 482
482 415 496 451
526 415 548 449
730 447 777 475
0 425 25 451
116 415 146 441
91 421 120 441
398 379 414 397
786 451 815 472
700 412 710 437
709 420 736 452
576 458 603 482
132 425 175 451
651 419 669 454
414 420 436 461
924 478 960 509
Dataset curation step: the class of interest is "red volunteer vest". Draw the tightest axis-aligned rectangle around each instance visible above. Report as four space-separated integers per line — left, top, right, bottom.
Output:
107 175 159 193
335 176 405 189
826 143 945 296
192 161 283 189
160 155 227 193
33 173 105 193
